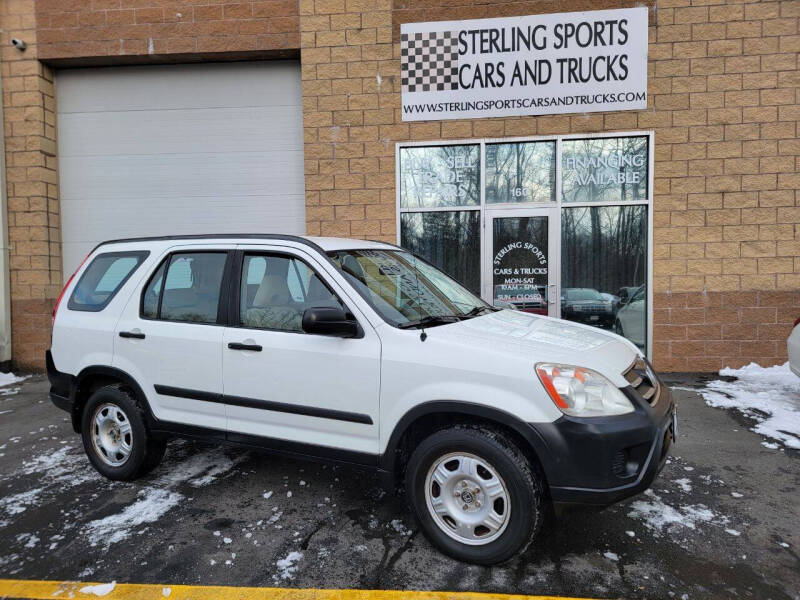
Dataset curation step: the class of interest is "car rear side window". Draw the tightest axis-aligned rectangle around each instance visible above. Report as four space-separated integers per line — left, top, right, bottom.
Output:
68 251 149 312
142 252 228 324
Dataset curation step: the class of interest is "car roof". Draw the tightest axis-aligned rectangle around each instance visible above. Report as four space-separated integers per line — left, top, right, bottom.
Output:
92 234 399 254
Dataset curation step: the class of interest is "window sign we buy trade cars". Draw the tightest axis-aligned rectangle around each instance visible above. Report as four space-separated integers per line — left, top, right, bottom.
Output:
400 7 648 121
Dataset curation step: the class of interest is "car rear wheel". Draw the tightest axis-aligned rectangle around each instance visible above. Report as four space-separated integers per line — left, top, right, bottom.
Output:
81 384 166 481
406 426 543 564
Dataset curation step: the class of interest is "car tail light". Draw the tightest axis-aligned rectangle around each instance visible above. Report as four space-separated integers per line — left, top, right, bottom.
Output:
794 317 800 329
52 253 90 326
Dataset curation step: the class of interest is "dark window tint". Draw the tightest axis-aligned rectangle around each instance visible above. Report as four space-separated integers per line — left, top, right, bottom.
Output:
159 253 227 324
141 262 166 319
400 210 481 295
240 254 343 332
68 251 149 312
561 205 647 351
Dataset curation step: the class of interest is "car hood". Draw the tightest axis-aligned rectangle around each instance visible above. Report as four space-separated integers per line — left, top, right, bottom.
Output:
430 310 638 385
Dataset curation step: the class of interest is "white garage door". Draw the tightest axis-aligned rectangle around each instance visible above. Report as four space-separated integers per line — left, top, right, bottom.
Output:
56 61 305 276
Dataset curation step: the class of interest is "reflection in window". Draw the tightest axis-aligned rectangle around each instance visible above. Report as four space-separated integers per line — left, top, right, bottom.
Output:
400 210 481 295
562 136 648 203
399 145 479 208
561 205 647 351
486 141 555 204
160 253 227 324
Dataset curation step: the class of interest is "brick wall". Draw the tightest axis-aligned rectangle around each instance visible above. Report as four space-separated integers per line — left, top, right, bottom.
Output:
300 0 800 371
35 0 300 65
1 0 62 370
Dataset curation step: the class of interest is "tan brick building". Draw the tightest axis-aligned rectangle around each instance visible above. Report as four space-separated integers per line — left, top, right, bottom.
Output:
0 0 798 372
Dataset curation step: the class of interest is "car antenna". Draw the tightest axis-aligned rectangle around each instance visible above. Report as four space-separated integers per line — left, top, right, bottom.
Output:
409 253 426 342
420 329 427 342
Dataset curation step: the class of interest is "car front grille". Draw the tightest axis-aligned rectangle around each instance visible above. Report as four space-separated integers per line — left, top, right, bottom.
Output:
623 357 660 405
574 304 608 313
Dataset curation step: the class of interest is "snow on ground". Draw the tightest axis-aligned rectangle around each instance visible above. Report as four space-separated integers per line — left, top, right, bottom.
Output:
275 551 303 580
79 581 116 596
85 488 183 548
699 362 800 449
0 372 28 387
82 446 245 548
627 490 728 536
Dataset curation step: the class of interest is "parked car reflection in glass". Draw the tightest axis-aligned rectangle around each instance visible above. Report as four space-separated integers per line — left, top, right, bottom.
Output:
600 292 620 315
615 285 646 350
560 288 615 328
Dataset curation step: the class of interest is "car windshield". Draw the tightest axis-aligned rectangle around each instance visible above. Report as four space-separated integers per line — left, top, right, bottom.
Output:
328 249 493 328
566 289 603 301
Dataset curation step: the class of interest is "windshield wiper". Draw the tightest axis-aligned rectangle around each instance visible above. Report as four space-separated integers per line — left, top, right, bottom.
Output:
461 305 497 318
397 315 461 329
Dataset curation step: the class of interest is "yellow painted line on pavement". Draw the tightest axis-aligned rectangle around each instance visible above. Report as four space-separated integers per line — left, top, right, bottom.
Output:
0 580 604 600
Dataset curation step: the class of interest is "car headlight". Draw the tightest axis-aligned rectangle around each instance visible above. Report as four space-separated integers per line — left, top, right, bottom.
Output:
535 363 634 417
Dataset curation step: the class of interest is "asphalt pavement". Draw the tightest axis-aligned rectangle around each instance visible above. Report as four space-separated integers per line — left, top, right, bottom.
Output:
0 375 797 599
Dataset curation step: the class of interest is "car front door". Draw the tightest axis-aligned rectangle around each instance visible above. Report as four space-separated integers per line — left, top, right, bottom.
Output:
222 246 381 458
113 247 232 432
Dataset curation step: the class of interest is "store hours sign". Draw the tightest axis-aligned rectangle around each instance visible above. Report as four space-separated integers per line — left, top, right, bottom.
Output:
400 7 648 122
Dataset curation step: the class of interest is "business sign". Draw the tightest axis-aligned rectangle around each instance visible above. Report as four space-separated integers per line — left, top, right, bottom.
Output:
400 7 648 121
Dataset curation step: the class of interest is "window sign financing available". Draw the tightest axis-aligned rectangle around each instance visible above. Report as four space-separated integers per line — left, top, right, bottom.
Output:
400 7 648 121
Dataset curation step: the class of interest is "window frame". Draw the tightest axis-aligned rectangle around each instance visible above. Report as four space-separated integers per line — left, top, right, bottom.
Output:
139 249 234 327
229 249 362 337
68 250 150 313
396 130 654 359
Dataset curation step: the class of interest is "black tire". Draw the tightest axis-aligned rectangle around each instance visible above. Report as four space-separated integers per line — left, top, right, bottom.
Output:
80 384 166 481
405 425 543 565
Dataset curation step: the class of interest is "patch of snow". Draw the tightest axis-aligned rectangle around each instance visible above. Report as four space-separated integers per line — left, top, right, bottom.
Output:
275 551 303 580
0 372 27 387
674 478 692 492
263 491 273 500
1 488 44 516
628 490 728 536
223 537 232 544
625 530 636 538
79 581 116 596
731 492 743 498
603 551 619 561
761 441 779 449
286 491 292 498
85 488 182 548
390 519 411 536
16 533 39 548
700 362 800 449
778 542 789 548
725 528 741 536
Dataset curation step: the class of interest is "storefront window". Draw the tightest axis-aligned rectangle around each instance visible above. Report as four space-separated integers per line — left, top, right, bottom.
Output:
400 210 481 295
561 205 648 351
485 141 555 204
399 145 479 208
561 136 648 203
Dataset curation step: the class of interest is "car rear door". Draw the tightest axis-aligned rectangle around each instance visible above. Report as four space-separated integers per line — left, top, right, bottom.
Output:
113 245 233 432
222 244 381 458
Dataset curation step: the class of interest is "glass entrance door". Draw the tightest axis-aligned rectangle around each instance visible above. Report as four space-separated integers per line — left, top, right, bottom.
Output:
484 208 557 316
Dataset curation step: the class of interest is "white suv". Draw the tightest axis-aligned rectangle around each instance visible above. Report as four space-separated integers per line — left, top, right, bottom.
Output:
48 234 675 564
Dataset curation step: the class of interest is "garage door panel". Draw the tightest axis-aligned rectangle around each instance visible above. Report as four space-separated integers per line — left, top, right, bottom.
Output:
58 106 303 156
57 61 305 278
57 62 301 113
59 152 304 199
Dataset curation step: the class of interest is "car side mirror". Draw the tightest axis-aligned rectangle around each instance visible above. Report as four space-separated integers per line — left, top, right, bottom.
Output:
302 306 359 338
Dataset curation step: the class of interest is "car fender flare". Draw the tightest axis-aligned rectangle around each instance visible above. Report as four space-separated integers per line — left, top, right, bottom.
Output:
73 365 155 430
380 400 555 477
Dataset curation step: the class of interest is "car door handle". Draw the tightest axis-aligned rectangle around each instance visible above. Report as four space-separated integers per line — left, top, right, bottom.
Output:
119 331 145 339
228 342 262 352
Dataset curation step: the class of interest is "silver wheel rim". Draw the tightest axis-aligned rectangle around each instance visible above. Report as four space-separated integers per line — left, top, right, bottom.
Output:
424 452 510 546
91 403 133 467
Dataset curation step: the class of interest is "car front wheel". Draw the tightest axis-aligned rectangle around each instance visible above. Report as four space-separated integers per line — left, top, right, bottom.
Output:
405 426 543 564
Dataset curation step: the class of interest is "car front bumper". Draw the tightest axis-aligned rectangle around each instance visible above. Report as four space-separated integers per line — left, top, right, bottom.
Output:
528 383 676 507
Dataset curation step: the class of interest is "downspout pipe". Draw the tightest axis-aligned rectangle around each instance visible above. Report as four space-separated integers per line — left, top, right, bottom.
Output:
0 64 13 371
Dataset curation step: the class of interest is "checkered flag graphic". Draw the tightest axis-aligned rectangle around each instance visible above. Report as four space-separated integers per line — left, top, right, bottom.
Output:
401 31 459 93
